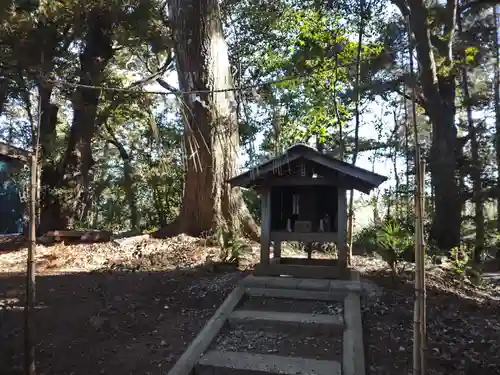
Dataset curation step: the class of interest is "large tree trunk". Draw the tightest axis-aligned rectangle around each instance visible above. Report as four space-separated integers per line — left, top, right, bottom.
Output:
61 10 113 226
391 114 401 218
458 13 484 263
0 77 7 116
493 5 500 259
470 125 484 262
40 9 113 231
427 81 461 250
166 0 258 239
35 23 62 234
395 0 461 250
152 185 167 227
37 85 62 234
90 143 110 228
463 86 484 262
107 135 139 231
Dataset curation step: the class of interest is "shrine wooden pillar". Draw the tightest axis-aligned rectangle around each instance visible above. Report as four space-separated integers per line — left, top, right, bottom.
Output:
337 187 348 268
260 188 271 265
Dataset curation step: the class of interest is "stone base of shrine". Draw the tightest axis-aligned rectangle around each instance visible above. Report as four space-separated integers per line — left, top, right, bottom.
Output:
254 257 350 279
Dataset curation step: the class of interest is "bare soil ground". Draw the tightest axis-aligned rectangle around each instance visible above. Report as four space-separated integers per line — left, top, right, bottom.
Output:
0 234 257 375
355 257 500 375
0 270 248 374
0 235 499 375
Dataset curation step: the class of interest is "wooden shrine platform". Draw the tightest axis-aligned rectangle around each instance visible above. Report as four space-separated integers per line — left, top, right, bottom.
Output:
254 256 350 279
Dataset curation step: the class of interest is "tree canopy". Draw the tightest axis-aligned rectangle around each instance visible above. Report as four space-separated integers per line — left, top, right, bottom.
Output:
0 0 498 260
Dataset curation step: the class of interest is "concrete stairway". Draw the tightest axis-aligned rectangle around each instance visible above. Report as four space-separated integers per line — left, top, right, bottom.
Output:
192 275 363 375
227 309 344 334
195 351 342 375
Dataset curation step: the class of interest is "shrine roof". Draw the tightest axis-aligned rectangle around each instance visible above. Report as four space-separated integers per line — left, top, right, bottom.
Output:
228 143 387 193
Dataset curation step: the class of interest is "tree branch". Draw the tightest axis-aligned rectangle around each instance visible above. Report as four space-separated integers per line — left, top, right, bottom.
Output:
443 0 458 62
429 34 449 57
358 75 426 108
459 0 499 12
391 0 410 17
156 77 179 92
404 0 444 113
102 121 131 163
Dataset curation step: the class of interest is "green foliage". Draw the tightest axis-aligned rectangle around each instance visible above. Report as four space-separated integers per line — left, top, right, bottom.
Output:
216 225 251 265
353 224 380 254
450 245 469 274
1 0 499 256
257 7 353 148
91 105 184 232
0 0 177 233
464 46 480 65
448 244 481 286
375 219 413 274
354 219 414 274
226 0 385 158
242 189 261 224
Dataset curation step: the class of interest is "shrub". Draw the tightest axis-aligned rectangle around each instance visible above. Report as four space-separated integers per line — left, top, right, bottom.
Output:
242 189 261 223
375 220 413 274
449 244 482 286
353 225 380 254
354 219 414 274
215 225 251 265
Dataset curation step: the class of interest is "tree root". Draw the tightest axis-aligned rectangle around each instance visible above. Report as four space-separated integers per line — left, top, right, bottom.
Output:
151 213 260 242
150 218 181 238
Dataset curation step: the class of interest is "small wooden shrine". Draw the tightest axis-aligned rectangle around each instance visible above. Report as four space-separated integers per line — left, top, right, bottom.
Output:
0 142 29 234
229 144 387 279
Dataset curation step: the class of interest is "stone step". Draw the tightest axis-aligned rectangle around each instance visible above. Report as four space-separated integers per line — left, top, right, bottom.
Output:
241 275 363 294
245 287 345 301
228 309 344 335
195 350 342 375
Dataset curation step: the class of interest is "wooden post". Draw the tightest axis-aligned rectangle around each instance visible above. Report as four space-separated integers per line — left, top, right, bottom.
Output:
406 13 426 375
413 149 422 375
337 188 348 268
418 156 426 373
25 47 43 375
273 241 282 259
347 198 354 266
413 147 426 375
260 189 271 265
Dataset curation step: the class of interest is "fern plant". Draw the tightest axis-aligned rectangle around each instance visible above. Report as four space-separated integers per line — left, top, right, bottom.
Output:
216 224 249 265
449 245 475 286
375 220 413 275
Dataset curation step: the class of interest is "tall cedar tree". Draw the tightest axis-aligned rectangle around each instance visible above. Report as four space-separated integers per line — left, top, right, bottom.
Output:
164 0 258 238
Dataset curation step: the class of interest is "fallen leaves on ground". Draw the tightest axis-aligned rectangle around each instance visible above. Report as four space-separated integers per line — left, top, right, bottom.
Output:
0 269 249 374
0 233 260 274
0 233 258 374
1 239 499 375
354 255 500 375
